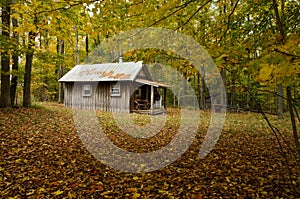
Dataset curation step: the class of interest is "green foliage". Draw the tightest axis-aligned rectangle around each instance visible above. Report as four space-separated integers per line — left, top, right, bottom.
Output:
2 0 300 109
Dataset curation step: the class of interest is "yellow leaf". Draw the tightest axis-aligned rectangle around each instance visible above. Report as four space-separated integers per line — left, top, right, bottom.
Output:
132 192 141 199
127 187 137 192
26 189 35 196
225 176 231 182
37 187 46 194
53 190 63 195
68 192 77 199
101 191 111 195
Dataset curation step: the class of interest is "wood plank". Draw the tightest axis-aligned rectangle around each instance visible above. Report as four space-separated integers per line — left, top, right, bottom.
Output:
150 85 154 114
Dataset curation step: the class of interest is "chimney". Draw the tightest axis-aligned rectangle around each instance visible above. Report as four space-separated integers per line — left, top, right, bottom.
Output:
119 57 123 63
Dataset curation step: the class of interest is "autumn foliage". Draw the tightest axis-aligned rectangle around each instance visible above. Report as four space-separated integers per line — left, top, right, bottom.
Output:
0 103 299 198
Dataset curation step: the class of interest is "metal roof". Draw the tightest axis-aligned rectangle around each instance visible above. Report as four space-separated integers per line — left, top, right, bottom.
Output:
135 79 169 88
59 61 143 82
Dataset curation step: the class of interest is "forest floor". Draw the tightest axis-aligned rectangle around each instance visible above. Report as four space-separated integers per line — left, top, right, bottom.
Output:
0 102 299 198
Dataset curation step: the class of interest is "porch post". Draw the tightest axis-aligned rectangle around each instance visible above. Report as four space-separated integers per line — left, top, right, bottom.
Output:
163 87 167 110
150 85 154 114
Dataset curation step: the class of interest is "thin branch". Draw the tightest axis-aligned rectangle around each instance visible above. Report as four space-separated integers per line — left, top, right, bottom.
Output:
35 2 82 15
34 0 102 15
272 124 299 162
294 106 300 123
218 0 240 43
117 0 199 41
287 86 300 165
223 64 299 106
236 74 300 175
149 0 197 27
175 0 212 31
274 48 300 58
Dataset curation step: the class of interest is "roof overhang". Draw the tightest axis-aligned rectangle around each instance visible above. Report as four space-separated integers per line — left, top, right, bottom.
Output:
135 79 169 88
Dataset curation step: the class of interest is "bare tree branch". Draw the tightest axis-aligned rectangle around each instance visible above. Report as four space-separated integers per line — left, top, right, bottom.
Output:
33 0 103 15
274 48 300 58
175 0 212 31
218 0 240 43
149 0 197 27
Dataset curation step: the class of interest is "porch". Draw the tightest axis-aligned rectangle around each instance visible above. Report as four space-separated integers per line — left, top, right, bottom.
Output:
130 79 168 115
131 108 167 115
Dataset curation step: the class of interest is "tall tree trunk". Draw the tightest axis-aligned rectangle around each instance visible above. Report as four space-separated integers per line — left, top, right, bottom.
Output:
177 65 181 107
272 0 285 119
272 0 285 43
286 86 300 160
74 26 79 64
201 66 206 109
277 83 284 119
230 79 236 109
10 18 19 106
246 47 251 110
246 73 250 110
86 34 89 58
23 31 36 107
197 72 201 108
40 30 50 102
57 39 65 103
182 71 187 105
0 1 11 108
221 68 226 105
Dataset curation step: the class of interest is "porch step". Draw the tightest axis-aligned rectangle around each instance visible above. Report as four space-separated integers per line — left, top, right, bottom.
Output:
132 109 166 115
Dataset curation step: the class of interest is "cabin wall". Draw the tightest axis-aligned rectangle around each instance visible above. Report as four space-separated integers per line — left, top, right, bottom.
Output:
95 82 111 111
63 81 132 112
64 83 74 108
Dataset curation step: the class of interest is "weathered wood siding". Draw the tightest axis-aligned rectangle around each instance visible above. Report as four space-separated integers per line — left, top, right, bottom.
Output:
63 81 133 112
64 83 74 108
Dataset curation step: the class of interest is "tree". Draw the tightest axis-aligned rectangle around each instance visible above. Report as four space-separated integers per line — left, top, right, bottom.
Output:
0 0 11 107
10 17 19 106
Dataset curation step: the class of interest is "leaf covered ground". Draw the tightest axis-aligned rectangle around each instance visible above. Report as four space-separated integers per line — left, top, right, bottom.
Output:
0 103 299 198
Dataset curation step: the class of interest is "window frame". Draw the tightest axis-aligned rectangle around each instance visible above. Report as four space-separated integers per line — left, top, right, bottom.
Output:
82 84 92 97
111 83 121 97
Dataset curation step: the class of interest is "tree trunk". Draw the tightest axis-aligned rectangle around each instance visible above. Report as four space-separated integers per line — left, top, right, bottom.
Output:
182 71 187 105
177 65 181 107
57 39 65 103
40 30 50 102
272 0 285 43
221 68 226 105
246 73 250 110
86 34 89 58
201 66 206 109
286 86 300 160
23 31 36 107
230 79 236 109
10 18 19 106
74 26 79 64
0 1 11 108
197 72 201 108
277 83 284 119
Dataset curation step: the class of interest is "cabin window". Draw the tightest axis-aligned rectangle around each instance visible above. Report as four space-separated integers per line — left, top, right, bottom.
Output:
82 85 92 96
111 84 121 96
135 88 141 98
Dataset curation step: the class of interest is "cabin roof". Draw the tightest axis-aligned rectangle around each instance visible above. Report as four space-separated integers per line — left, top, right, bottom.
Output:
135 79 169 88
58 61 143 82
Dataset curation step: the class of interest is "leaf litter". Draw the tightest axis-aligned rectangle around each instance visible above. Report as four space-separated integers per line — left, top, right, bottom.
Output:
0 103 299 198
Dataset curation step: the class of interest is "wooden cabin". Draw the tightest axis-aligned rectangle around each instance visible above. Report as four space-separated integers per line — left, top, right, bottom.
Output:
58 61 168 114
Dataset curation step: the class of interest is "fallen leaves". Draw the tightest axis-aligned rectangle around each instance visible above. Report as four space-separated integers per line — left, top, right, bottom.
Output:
0 103 299 198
